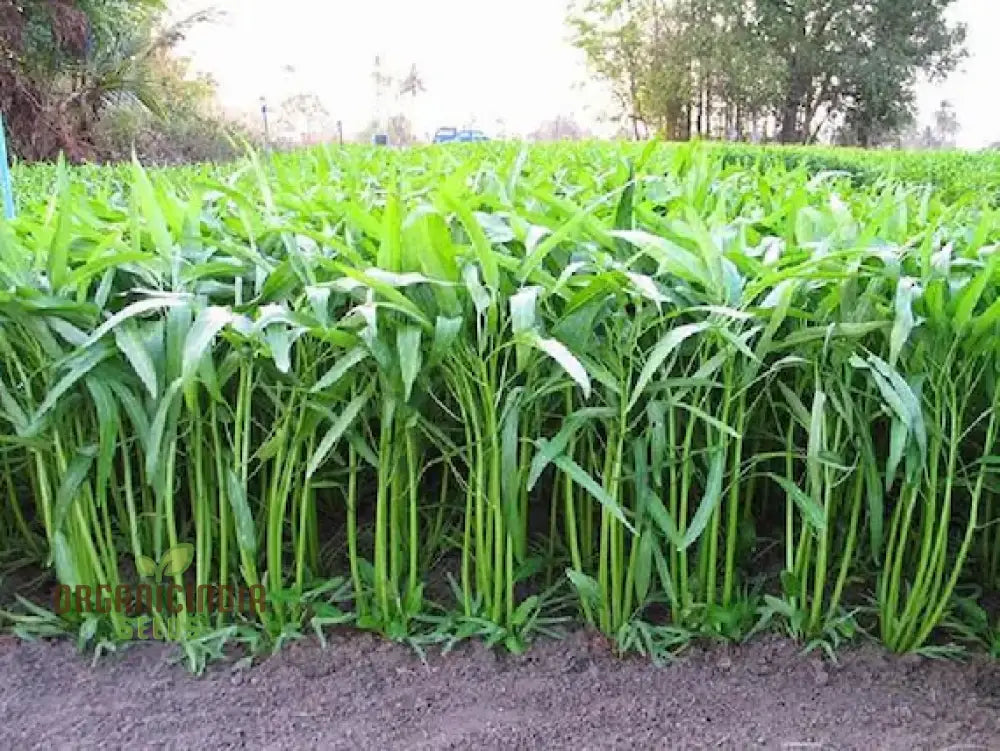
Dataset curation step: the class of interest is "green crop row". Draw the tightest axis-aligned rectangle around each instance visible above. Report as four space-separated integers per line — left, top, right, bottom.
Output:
1 141 999 671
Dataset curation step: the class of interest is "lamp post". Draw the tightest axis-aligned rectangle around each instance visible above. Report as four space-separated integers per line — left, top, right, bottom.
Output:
260 96 270 152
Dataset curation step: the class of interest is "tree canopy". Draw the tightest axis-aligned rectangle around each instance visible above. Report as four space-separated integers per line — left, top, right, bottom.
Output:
569 0 967 146
1 0 225 161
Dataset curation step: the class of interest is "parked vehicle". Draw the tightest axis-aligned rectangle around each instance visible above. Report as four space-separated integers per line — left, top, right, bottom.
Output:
433 127 459 143
433 127 489 144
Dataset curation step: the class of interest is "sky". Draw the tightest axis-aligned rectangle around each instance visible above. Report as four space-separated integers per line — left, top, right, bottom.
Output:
171 0 999 147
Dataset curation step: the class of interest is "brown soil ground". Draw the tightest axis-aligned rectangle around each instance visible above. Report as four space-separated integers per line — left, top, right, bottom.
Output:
0 631 998 750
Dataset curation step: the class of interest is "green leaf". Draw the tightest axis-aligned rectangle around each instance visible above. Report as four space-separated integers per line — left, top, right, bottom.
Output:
526 407 614 489
765 473 827 534
312 347 368 394
644 491 684 550
611 229 708 284
886 418 907 491
430 316 463 362
868 355 926 460
511 595 539 628
159 543 195 578
439 188 500 291
114 322 158 398
30 345 115 433
84 376 118 500
501 389 524 561
53 446 97 532
378 190 402 272
630 322 711 411
81 294 190 349
226 468 257 557
680 448 725 550
953 255 998 334
510 287 540 336
306 391 371 479
807 388 826 494
566 568 601 608
132 158 173 256
889 278 919 367
47 160 72 293
145 379 182 481
182 306 235 383
777 381 811 429
553 454 634 534
526 332 591 398
635 531 653 603
396 326 422 402
136 555 156 579
52 531 81 590
668 400 741 439
0 377 29 435
333 264 432 331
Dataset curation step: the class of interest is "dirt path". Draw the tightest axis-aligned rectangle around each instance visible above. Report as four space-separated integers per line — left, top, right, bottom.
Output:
0 631 998 750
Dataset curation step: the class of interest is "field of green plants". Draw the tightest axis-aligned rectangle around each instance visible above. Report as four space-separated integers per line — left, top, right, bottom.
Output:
2 141 1000 671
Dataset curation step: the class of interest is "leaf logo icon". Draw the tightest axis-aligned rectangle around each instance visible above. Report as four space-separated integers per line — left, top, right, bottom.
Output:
136 555 156 578
135 543 195 583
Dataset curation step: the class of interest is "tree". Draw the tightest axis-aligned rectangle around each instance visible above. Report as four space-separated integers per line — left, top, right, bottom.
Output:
92 48 258 164
1 1 221 160
933 99 960 148
568 0 648 138
356 113 416 146
275 93 333 143
751 0 966 144
398 64 426 100
371 55 395 133
397 63 426 130
567 0 967 146
530 114 589 141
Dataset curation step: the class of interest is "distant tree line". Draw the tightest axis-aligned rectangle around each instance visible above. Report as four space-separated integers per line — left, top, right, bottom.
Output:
568 0 967 147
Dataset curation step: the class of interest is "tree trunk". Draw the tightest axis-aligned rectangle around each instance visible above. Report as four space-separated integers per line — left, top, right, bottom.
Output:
704 80 712 138
695 90 703 137
779 96 800 143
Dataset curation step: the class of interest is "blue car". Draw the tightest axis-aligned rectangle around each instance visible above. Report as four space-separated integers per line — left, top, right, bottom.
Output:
433 127 458 143
433 127 489 144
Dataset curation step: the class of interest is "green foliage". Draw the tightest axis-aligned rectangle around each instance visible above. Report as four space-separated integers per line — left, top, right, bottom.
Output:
90 51 257 165
1 2 234 162
2 140 1000 671
568 0 967 145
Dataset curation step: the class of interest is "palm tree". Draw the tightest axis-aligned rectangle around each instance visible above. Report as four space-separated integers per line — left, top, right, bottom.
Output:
933 100 959 148
398 64 426 136
398 64 426 99
371 55 395 135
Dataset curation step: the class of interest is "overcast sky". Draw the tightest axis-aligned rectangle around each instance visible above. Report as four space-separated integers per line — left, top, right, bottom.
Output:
172 0 998 146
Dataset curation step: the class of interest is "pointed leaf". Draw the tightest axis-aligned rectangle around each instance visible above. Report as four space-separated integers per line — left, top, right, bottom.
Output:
680 448 725 550
136 555 156 578
159 543 195 578
630 323 711 411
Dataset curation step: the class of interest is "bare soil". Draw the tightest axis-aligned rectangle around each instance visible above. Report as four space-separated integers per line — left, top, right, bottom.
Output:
0 631 998 750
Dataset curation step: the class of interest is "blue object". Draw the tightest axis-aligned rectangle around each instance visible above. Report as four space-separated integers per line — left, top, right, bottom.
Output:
433 127 489 144
456 130 489 142
433 127 458 144
0 111 14 220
